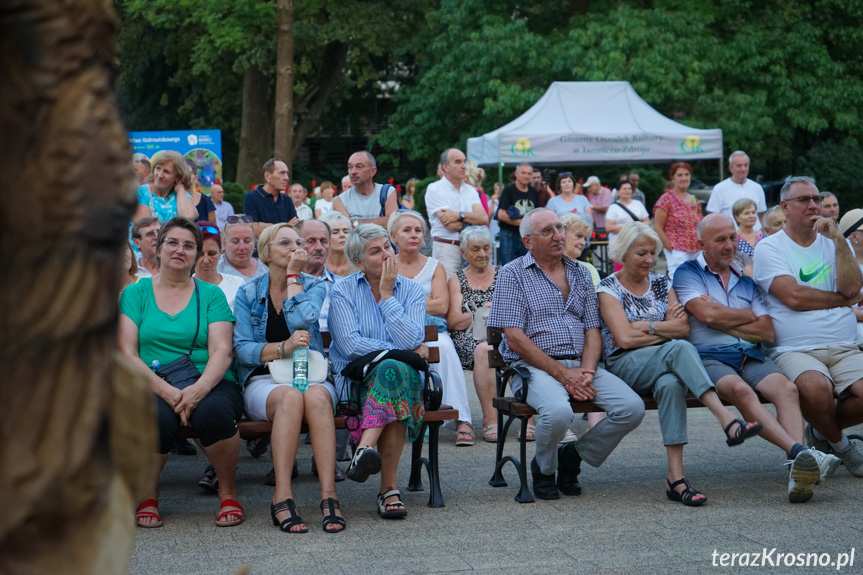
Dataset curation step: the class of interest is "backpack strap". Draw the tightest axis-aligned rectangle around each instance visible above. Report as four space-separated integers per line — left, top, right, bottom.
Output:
378 184 391 217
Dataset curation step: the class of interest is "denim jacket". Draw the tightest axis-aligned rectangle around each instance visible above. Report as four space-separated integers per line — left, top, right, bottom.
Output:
233 271 327 386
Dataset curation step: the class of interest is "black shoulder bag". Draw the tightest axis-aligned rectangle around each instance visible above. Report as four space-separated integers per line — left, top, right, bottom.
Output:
155 280 202 389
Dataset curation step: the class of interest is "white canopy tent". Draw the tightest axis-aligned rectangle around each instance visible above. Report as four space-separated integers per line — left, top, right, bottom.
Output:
466 81 723 166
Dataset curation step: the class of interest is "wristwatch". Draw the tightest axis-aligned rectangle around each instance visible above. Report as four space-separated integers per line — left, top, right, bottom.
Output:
459 211 466 221
649 321 656 335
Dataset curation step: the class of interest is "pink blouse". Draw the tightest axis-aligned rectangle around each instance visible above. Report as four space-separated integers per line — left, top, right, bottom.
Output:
653 191 702 252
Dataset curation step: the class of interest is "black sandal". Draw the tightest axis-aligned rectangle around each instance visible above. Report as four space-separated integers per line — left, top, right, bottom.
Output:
320 498 346 533
270 498 308 533
724 418 763 446
666 478 706 507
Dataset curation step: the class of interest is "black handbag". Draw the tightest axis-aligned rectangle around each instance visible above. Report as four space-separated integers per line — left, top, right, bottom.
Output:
337 349 442 415
155 280 201 390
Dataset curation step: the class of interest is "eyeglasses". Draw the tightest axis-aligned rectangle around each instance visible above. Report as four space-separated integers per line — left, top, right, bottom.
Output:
525 224 567 238
164 238 197 252
273 239 304 249
785 195 823 205
226 214 252 224
197 223 219 235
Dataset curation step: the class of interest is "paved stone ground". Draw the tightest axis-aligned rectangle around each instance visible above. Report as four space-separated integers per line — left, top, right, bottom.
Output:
131 372 863 575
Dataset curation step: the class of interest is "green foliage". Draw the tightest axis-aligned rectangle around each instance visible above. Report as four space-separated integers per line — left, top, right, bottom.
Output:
413 176 438 220
376 0 863 179
221 181 247 213
796 139 863 208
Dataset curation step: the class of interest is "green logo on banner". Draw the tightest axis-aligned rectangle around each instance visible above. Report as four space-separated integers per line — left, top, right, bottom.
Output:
680 135 704 154
510 137 536 157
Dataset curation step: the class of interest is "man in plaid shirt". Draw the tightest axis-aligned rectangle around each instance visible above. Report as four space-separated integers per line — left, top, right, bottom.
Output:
488 208 645 499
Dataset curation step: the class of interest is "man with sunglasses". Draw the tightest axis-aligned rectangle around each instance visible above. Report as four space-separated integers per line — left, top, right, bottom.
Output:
243 158 298 236
753 177 863 477
488 208 644 499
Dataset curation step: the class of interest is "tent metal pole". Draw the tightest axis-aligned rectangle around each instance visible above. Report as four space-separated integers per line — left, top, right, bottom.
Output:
499 162 504 187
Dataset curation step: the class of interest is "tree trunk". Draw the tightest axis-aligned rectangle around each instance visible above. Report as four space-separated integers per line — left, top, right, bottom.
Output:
0 0 155 572
236 64 273 190
294 42 349 155
274 0 294 173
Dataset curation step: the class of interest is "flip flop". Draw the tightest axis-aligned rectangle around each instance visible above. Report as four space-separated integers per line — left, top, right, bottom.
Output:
455 426 475 446
482 424 498 443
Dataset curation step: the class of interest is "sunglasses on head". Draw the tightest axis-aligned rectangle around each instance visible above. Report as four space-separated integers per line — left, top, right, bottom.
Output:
226 215 252 224
197 223 219 235
558 172 573 177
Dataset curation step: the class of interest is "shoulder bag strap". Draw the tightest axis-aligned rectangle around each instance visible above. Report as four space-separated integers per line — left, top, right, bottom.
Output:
189 279 200 355
613 201 640 223
378 184 391 216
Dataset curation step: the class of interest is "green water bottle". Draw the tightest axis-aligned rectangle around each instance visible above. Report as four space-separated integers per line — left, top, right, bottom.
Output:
292 346 309 393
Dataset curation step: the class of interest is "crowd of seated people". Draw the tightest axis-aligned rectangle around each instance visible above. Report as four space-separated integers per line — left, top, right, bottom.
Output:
119 151 863 535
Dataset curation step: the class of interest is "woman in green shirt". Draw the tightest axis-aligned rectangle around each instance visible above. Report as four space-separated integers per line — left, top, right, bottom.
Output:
119 217 243 528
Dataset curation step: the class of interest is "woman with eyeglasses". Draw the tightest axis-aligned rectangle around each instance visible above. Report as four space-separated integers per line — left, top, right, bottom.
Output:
319 211 358 277
233 223 344 534
219 214 268 282
598 222 762 507
194 222 245 311
653 162 703 279
547 172 593 223
118 217 244 528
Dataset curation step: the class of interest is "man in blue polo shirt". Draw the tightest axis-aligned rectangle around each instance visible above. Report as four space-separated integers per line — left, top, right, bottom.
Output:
673 213 840 503
243 158 298 236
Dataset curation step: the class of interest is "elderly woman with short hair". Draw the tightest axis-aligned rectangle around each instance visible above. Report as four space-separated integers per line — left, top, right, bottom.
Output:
218 214 268 281
389 210 475 445
446 226 498 442
233 223 344 533
559 213 600 287
598 221 762 507
133 150 198 222
328 224 428 519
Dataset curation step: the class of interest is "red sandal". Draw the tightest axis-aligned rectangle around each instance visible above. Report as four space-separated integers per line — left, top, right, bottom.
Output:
135 499 163 528
216 498 244 527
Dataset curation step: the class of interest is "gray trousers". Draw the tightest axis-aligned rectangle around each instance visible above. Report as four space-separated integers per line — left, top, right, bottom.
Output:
511 359 645 475
605 340 715 446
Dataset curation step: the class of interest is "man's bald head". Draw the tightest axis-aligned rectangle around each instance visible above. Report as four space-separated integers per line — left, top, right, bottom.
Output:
697 213 738 269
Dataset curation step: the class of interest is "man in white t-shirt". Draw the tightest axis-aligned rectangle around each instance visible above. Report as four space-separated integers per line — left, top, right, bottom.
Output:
753 176 863 477
424 148 489 275
333 151 399 228
707 151 767 232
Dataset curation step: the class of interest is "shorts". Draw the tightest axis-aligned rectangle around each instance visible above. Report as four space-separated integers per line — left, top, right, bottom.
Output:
774 344 863 398
702 356 783 389
243 374 337 421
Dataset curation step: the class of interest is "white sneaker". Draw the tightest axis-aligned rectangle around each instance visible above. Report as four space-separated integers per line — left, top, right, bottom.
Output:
787 450 819 503
559 428 578 444
804 423 833 454
810 449 841 484
837 442 863 477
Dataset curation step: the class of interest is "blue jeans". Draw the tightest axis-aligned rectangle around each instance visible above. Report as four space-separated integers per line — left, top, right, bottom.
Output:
498 228 527 265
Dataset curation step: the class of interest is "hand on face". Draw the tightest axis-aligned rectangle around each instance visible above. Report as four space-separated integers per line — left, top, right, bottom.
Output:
380 256 398 297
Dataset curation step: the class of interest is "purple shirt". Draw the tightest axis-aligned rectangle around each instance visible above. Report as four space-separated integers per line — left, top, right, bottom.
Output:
488 252 600 363
587 187 612 228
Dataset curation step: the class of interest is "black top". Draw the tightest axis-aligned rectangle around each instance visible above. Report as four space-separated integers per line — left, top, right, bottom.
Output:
243 185 298 224
250 294 293 378
497 183 539 232
195 193 216 222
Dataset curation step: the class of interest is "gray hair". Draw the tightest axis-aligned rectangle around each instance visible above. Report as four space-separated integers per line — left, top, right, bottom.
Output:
609 221 662 263
356 150 376 167
345 224 389 263
820 191 837 201
728 150 749 166
223 216 256 246
319 210 352 231
387 210 427 241
779 176 817 201
459 225 492 248
516 162 533 172
440 148 462 166
519 207 555 238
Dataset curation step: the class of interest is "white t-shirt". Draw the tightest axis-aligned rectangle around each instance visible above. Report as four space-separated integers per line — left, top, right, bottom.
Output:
706 177 767 232
315 199 333 216
295 203 313 221
424 178 482 240
606 200 649 246
753 230 858 355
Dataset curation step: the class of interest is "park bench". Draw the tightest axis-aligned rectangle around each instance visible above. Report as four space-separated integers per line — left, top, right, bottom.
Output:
181 325 458 508
486 328 772 503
